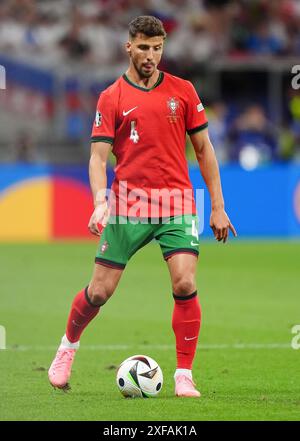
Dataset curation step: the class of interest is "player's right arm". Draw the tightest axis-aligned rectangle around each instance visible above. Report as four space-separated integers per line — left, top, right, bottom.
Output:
88 141 111 236
89 88 116 236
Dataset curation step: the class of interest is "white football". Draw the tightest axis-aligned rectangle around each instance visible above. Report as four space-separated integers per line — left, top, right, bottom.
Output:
116 354 163 398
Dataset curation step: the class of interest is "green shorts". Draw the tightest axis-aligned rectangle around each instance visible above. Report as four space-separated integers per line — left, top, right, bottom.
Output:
95 215 199 269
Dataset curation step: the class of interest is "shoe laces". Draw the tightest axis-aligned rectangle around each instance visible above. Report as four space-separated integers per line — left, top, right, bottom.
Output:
176 375 196 387
53 350 74 371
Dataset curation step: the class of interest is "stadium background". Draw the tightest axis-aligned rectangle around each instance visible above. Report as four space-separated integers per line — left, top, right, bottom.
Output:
0 0 300 422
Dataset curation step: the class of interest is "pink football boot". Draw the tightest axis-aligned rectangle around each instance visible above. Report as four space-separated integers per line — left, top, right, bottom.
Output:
48 348 77 389
175 375 201 397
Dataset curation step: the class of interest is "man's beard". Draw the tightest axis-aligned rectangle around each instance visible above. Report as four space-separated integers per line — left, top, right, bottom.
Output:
133 59 154 78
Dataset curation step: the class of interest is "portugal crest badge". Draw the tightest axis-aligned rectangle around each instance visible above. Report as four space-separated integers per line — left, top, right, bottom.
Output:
101 241 109 254
167 97 179 123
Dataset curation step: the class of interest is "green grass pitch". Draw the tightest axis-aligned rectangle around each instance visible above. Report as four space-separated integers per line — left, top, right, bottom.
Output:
0 240 299 421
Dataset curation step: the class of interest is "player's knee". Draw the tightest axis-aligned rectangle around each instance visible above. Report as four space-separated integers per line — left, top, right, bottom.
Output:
88 284 114 306
173 276 196 297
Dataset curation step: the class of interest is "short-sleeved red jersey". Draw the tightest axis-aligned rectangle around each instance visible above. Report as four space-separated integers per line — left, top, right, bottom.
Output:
91 71 208 218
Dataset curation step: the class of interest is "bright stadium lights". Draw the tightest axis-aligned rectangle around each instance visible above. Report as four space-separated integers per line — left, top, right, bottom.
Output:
239 144 261 171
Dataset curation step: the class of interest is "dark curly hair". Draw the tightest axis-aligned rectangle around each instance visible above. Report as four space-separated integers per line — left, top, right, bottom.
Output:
129 16 167 40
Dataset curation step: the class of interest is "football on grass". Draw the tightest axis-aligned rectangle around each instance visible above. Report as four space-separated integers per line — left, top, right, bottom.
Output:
116 355 163 398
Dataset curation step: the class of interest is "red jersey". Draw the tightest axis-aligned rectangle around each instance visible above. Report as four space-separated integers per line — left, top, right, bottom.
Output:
91 71 208 218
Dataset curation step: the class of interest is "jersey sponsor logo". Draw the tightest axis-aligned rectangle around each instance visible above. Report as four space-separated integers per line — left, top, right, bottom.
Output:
197 103 204 112
123 106 138 116
95 111 102 127
167 97 179 123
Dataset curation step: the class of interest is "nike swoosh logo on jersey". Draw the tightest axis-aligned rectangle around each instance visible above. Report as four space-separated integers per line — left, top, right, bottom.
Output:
184 336 198 341
123 106 138 116
191 241 198 246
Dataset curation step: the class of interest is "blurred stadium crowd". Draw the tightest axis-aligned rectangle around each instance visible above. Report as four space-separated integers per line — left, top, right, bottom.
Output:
1 0 300 62
0 0 300 165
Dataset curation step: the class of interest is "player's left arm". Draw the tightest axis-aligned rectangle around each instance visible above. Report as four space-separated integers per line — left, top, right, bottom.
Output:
190 128 237 243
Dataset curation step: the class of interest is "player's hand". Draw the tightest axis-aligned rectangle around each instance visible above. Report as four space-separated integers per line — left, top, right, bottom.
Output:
210 208 237 243
88 200 110 237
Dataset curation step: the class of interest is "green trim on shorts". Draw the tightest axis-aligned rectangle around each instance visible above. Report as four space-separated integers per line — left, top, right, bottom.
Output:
163 248 199 260
95 257 126 270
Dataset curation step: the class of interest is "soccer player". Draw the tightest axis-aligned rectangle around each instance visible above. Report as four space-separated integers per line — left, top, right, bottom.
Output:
48 16 237 397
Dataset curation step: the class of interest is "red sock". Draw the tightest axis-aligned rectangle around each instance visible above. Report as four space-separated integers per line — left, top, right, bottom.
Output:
172 291 201 370
66 287 100 343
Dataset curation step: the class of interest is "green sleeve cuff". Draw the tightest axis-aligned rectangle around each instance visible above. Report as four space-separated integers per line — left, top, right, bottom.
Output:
187 122 208 135
91 136 114 144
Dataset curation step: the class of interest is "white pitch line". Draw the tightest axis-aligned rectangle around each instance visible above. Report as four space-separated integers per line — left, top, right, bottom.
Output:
2 343 291 351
